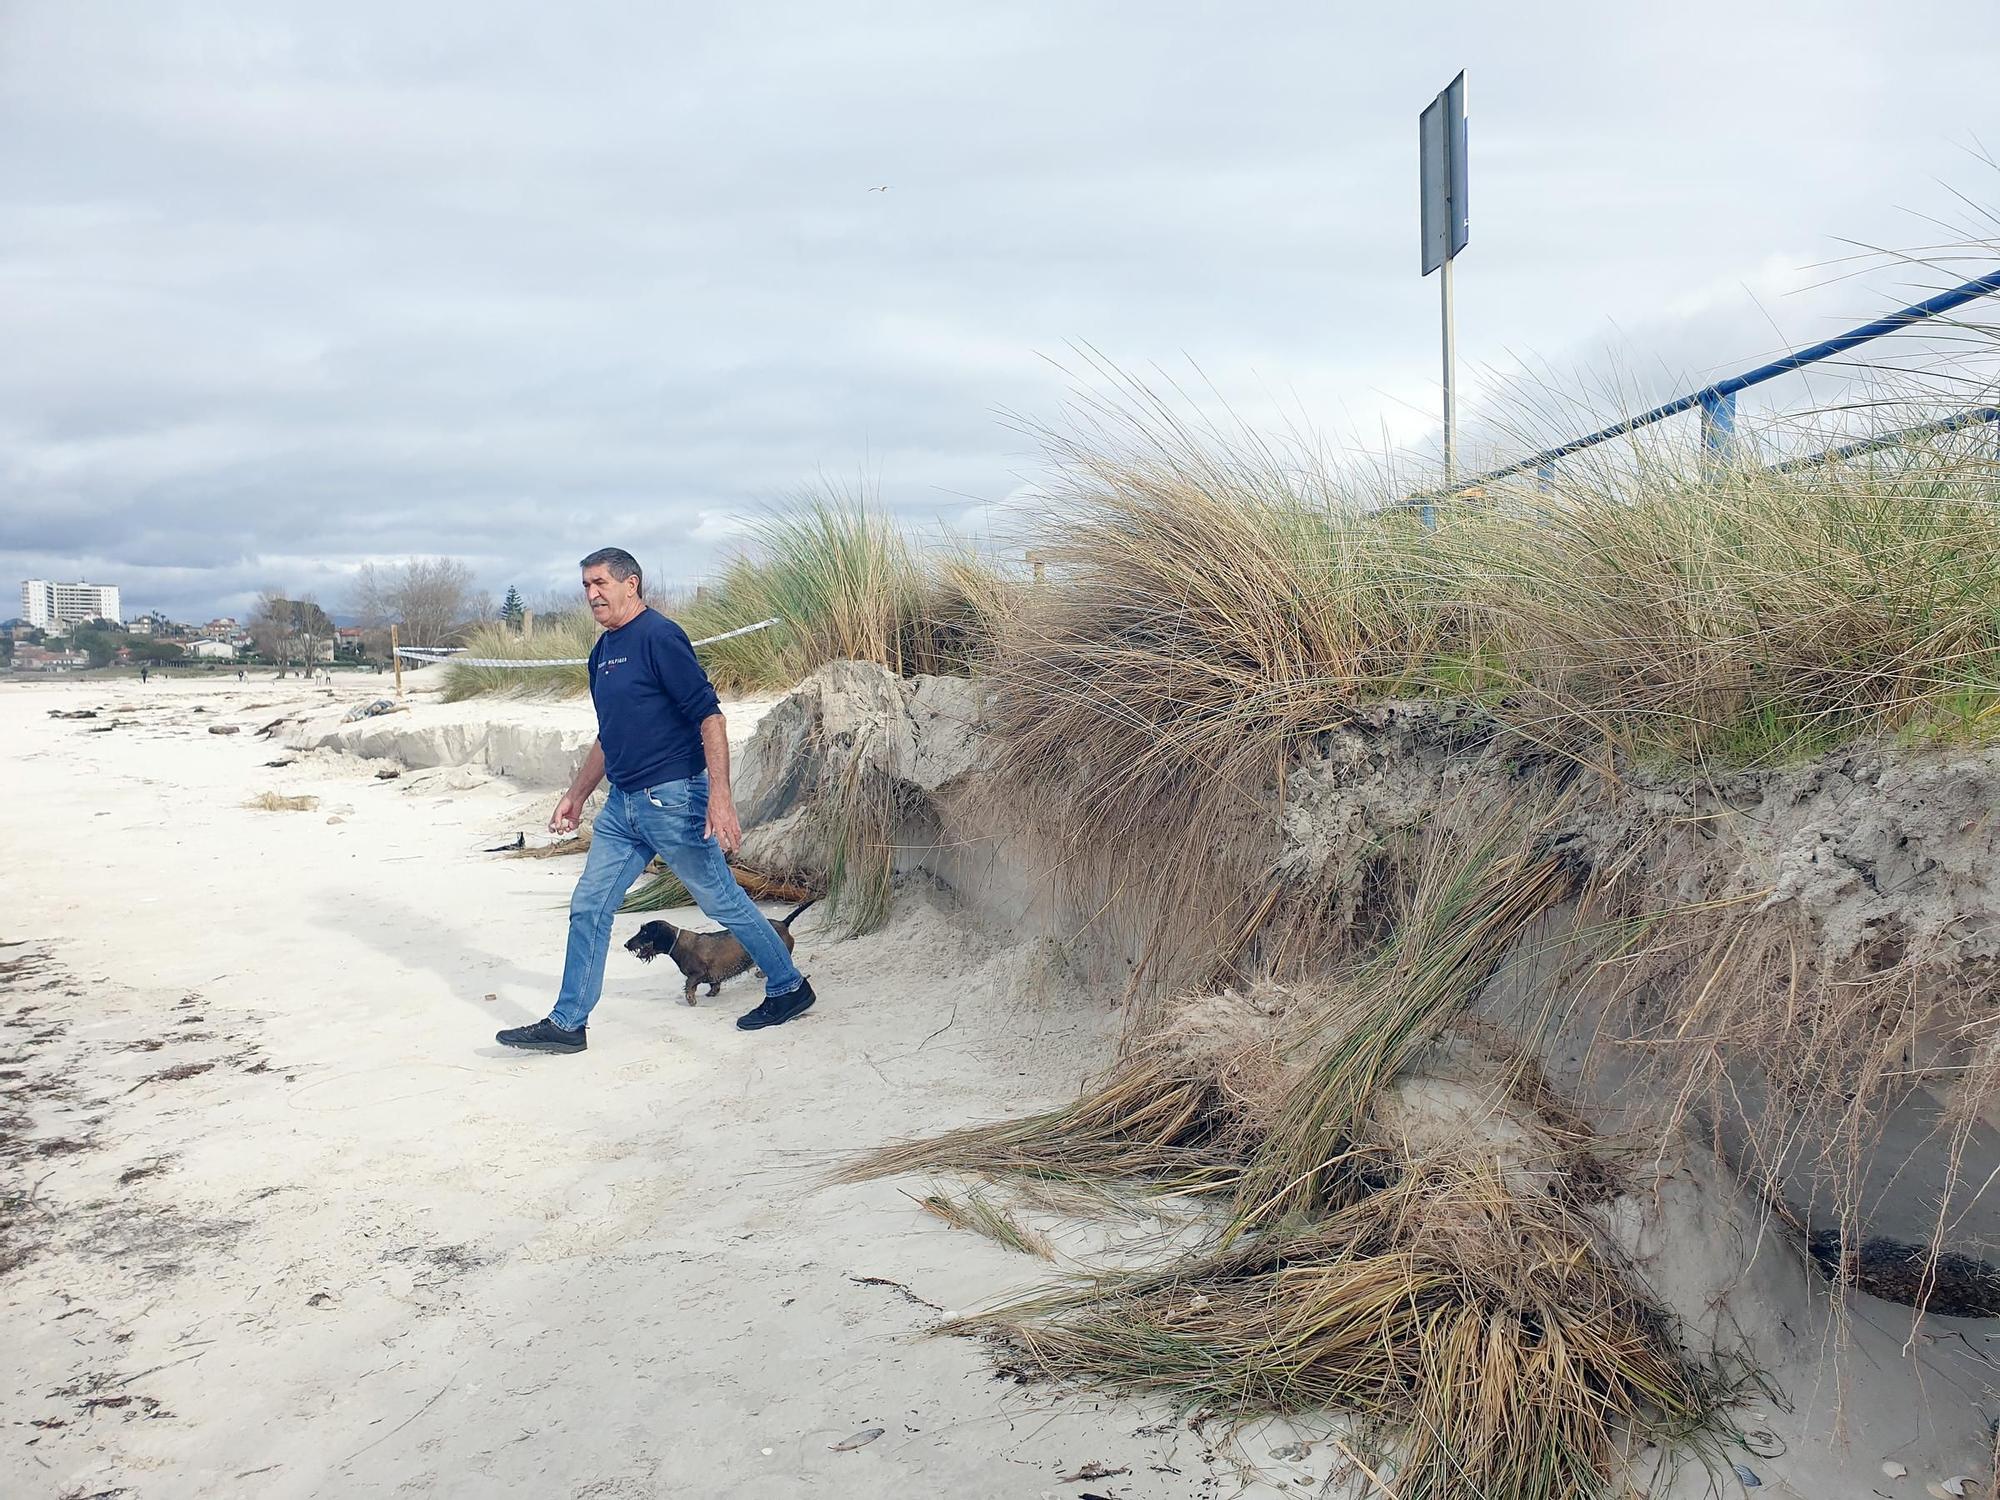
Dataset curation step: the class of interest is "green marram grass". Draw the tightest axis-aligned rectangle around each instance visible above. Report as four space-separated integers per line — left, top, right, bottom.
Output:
443 489 1009 703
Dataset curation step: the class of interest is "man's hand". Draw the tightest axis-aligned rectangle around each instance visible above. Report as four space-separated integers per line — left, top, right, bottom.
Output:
549 791 585 835
551 741 606 835
698 713 742 854
705 790 743 854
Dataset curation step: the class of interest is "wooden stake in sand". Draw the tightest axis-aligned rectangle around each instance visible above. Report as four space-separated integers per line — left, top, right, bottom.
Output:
390 623 403 699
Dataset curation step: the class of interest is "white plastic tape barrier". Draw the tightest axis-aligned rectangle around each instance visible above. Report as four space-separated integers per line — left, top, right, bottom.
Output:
395 616 781 668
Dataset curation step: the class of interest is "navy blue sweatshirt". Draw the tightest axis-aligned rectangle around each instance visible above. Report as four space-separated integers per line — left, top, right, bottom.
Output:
587 609 721 791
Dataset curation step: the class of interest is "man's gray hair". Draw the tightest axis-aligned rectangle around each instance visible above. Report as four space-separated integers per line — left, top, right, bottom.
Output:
579 546 643 595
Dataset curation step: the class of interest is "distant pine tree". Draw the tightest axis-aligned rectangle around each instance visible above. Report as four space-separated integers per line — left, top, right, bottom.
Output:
501 585 525 630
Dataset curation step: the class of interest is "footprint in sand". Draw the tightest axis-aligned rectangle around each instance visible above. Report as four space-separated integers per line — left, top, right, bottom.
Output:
521 1168 689 1262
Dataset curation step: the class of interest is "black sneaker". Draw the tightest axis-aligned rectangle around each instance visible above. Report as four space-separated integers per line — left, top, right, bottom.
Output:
496 1018 587 1053
735 978 816 1032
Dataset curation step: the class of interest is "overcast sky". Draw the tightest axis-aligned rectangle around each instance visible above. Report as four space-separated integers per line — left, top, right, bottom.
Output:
5 1 1999 621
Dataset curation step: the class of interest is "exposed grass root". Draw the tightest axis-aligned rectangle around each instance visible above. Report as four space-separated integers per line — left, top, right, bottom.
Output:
836 988 1290 1192
912 1184 1055 1259
1234 813 1588 1227
616 860 820 914
954 1153 1725 1500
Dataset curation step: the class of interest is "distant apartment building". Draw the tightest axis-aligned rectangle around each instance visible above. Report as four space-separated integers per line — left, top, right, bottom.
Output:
20 579 121 628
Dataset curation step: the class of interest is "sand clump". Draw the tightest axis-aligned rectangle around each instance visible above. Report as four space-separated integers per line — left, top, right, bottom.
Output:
246 791 319 812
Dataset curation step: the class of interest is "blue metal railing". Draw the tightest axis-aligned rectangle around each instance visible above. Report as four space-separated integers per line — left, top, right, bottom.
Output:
1423 268 2000 502
1762 405 2000 475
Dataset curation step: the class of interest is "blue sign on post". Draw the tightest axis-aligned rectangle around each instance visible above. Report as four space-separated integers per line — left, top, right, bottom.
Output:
1420 71 1468 276
1419 71 1469 493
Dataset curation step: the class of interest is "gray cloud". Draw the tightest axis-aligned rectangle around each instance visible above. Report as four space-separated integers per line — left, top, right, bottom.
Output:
4 1 1998 619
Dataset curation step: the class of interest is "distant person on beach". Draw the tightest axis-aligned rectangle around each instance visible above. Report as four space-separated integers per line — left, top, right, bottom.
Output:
496 546 815 1054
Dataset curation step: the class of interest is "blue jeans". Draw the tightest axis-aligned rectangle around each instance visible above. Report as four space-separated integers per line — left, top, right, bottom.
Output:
550 773 804 1030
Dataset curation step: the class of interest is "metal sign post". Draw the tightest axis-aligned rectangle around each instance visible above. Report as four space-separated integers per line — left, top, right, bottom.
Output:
1420 71 1469 490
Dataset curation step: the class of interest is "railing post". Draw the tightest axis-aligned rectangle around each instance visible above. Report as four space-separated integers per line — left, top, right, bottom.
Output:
1699 389 1737 475
1535 462 1555 494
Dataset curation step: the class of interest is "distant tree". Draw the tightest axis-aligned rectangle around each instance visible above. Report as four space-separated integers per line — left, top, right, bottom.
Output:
501 585 526 631
350 557 489 650
73 626 121 668
250 592 334 668
126 638 185 664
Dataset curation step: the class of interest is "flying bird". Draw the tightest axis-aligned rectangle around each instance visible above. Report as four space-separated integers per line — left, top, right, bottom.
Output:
869 185 890 192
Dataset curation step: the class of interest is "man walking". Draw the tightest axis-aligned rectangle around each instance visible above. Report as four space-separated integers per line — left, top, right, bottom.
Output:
497 547 815 1053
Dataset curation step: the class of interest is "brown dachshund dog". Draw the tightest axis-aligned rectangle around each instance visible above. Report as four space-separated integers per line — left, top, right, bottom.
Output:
625 900 816 1004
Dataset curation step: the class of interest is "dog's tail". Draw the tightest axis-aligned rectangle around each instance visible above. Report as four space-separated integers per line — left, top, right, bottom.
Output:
780 898 817 927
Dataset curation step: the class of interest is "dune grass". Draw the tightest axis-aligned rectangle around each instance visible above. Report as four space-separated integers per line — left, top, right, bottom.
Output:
679 495 1004 687
442 490 1009 703
912 1185 1055 1259
1437 457 2000 767
992 409 2000 782
440 611 599 702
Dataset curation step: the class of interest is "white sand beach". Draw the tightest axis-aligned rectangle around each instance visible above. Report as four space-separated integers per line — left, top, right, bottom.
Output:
10 673 2000 1500
0 676 1319 1499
